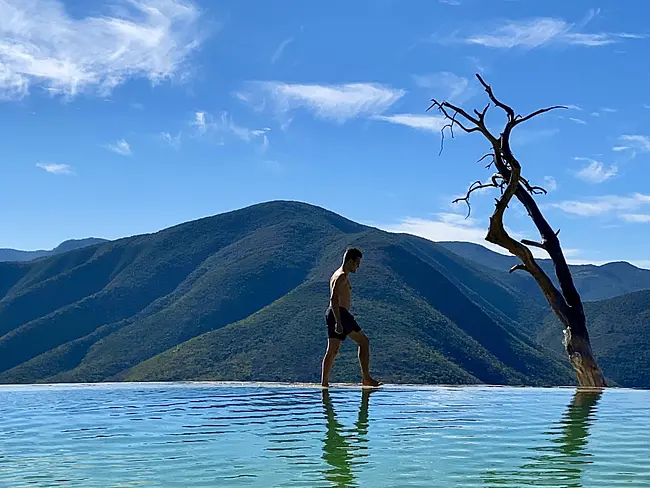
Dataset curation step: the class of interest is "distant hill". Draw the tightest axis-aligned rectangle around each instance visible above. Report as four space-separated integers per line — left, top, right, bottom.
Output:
0 238 108 262
0 201 648 388
439 241 650 302
537 289 650 389
0 201 573 387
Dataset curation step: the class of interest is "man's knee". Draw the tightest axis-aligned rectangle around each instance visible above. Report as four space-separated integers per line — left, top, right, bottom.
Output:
356 333 369 349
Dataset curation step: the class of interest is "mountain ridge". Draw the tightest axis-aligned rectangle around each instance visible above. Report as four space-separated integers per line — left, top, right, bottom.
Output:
0 238 109 262
1 200 648 388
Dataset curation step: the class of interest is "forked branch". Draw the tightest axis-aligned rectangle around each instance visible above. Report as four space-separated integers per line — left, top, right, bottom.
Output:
428 73 606 387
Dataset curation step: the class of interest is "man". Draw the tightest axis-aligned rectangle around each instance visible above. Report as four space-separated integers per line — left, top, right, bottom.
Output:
321 247 381 388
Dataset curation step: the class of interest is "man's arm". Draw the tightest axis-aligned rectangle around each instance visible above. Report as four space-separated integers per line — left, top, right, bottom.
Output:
330 274 346 334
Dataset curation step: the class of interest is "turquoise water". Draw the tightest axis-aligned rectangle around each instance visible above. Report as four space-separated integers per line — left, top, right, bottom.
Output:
1 383 649 487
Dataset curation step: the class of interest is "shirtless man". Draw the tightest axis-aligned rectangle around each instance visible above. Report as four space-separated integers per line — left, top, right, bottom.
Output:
321 247 381 388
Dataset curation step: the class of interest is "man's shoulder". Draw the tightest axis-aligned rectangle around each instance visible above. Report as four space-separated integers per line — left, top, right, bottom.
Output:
331 269 348 283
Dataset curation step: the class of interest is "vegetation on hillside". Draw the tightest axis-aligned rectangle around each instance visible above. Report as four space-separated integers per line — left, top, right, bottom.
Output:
0 201 647 388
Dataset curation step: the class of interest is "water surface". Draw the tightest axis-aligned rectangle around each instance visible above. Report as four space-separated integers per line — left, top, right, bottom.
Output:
1 383 649 486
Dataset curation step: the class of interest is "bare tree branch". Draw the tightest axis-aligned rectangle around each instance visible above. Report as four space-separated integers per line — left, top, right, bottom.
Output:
514 105 568 126
452 179 501 217
509 264 528 274
476 74 515 120
428 73 606 387
521 239 546 249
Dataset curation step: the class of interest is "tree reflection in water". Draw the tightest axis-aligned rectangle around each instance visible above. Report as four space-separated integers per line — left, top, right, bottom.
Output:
483 388 603 487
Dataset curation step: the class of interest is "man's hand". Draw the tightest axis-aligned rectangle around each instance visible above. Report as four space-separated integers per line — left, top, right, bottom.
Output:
334 321 343 335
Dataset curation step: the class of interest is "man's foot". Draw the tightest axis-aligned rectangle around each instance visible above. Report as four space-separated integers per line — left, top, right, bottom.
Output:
362 377 382 387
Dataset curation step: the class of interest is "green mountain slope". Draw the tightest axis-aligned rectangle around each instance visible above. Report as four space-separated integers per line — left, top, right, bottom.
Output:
0 200 574 386
125 232 572 386
537 289 650 388
439 241 650 301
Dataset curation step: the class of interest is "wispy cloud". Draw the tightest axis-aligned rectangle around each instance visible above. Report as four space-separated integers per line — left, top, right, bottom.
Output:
244 81 405 123
620 135 650 152
544 176 558 192
569 117 588 125
160 131 182 150
378 212 565 259
438 0 461 5
105 139 132 156
573 157 617 183
372 114 447 133
36 162 74 175
412 71 476 104
271 37 294 63
550 193 650 217
0 0 205 100
437 16 645 50
621 214 650 223
192 110 270 150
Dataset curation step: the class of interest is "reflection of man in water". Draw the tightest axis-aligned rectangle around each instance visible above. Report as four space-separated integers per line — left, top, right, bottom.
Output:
321 389 376 487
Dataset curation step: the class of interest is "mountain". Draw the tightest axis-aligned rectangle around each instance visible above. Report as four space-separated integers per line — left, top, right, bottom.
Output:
537 289 650 389
0 238 108 262
0 200 574 387
439 241 650 302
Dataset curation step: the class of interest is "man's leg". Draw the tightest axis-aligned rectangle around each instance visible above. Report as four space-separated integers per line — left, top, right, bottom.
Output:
321 338 342 387
348 331 381 387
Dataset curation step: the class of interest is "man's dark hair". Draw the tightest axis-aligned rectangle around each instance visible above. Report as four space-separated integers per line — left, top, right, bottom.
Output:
344 247 363 262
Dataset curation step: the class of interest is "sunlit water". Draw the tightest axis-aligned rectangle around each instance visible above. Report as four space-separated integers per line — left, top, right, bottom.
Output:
1 383 649 487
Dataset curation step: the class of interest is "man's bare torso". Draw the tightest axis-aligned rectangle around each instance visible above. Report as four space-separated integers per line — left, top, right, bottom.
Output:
329 268 351 310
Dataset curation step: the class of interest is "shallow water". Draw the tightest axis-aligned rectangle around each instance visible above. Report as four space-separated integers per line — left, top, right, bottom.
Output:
1 383 649 487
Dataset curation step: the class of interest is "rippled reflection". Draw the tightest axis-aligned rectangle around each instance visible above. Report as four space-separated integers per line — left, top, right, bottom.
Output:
1 383 649 487
321 388 375 487
484 388 603 487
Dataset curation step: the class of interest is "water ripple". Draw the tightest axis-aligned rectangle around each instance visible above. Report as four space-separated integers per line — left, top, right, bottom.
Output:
1 384 649 486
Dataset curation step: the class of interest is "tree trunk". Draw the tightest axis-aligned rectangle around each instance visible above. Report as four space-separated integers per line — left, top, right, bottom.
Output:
428 74 607 387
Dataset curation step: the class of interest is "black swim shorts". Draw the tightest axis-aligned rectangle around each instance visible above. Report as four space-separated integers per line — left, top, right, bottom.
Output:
325 306 361 340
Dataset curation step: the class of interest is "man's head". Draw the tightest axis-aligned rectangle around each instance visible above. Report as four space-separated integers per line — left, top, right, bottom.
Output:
343 247 362 273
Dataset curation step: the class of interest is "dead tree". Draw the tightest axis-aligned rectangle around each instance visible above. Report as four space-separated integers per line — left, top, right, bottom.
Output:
428 74 606 387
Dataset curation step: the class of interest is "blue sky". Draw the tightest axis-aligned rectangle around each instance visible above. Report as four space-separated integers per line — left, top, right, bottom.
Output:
1 0 649 268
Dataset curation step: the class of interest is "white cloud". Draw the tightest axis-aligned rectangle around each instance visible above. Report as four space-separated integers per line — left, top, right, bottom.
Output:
192 110 270 150
372 114 448 133
621 214 650 223
160 131 181 149
412 71 476 103
105 139 132 156
378 212 559 259
620 135 650 152
193 111 207 134
247 81 405 123
0 0 205 100
549 193 650 217
573 157 617 183
544 176 558 192
438 0 461 5
445 17 644 50
612 145 629 152
36 162 74 175
271 37 293 63
569 117 587 125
